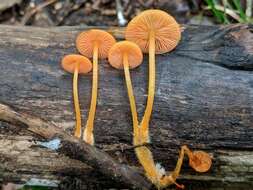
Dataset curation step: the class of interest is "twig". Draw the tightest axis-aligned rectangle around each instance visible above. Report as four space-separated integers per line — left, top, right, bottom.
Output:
137 0 154 7
116 0 127 26
246 0 252 19
0 103 152 190
56 2 86 26
21 0 57 25
204 5 242 22
222 0 230 23
105 143 152 152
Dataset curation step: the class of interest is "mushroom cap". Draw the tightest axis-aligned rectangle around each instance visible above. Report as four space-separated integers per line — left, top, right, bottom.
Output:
76 29 116 59
61 54 92 74
189 151 212 173
108 41 143 70
125 9 181 54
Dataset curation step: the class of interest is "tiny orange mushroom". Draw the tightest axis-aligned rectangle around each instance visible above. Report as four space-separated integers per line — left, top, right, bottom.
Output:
76 29 116 145
61 54 92 138
125 10 212 189
108 41 143 131
184 147 212 173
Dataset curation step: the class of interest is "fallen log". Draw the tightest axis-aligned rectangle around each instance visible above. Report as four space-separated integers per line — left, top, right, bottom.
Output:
0 24 253 189
0 103 152 189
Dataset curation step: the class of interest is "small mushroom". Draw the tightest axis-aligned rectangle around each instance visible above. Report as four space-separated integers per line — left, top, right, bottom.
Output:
108 40 183 189
125 9 181 142
61 54 92 138
159 146 212 188
124 10 212 189
76 29 116 145
108 41 143 130
184 146 212 173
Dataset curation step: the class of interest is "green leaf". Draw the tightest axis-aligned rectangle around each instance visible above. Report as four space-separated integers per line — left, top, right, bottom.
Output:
18 186 52 190
232 0 247 22
205 0 225 23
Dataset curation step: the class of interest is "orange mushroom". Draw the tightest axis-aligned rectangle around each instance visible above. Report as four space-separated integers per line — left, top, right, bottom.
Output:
76 29 116 145
124 10 212 189
184 146 212 173
108 41 184 189
108 41 142 131
61 54 92 138
125 9 181 142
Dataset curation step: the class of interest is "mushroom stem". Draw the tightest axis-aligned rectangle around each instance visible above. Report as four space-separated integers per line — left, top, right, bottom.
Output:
73 65 82 138
170 146 189 180
133 144 186 189
158 146 188 189
183 145 193 158
133 32 187 188
140 30 156 141
83 43 99 145
121 51 160 186
134 146 160 186
123 52 138 130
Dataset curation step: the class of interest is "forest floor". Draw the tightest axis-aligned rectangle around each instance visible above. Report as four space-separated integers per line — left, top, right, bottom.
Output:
0 0 219 27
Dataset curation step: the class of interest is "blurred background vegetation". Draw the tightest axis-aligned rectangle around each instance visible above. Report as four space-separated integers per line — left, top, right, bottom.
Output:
0 0 252 27
0 0 252 190
204 0 252 23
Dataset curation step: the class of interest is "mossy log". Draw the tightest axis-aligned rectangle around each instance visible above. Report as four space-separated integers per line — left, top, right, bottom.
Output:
0 24 253 190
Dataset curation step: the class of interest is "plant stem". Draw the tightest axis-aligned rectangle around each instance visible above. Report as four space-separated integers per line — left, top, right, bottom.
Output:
222 0 230 24
246 0 252 20
73 65 81 138
83 43 98 145
205 0 224 23
232 0 247 22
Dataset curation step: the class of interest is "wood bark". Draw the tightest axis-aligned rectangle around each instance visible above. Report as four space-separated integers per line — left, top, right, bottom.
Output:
0 24 253 189
0 103 152 189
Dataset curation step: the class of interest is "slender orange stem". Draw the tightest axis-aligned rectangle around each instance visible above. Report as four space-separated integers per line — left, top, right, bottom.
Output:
135 146 161 186
73 65 82 138
123 53 138 131
133 144 187 189
140 30 156 140
132 32 186 189
171 146 188 180
123 52 161 187
83 43 98 145
119 33 186 189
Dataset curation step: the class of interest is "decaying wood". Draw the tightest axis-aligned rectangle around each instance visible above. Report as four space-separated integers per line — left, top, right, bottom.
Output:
0 24 253 189
0 103 151 189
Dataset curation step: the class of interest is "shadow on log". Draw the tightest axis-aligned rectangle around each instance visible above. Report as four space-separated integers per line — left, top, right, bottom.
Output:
0 24 253 189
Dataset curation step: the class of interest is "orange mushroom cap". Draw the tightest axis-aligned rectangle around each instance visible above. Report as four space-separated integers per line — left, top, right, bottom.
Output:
76 29 116 59
189 151 212 173
108 41 143 69
61 54 92 74
125 9 181 54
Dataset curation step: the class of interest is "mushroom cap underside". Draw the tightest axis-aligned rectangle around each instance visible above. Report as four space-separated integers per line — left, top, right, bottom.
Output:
125 9 181 54
108 41 143 70
61 54 92 74
76 29 116 59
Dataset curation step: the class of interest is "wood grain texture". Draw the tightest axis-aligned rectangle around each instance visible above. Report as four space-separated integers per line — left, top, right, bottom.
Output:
0 24 253 189
0 103 152 189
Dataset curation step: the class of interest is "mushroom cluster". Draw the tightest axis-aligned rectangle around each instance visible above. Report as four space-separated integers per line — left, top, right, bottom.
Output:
61 29 116 145
60 9 212 189
111 9 211 189
76 29 116 145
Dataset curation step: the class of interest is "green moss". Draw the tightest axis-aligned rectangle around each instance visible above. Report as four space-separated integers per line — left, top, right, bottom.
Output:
18 186 53 190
